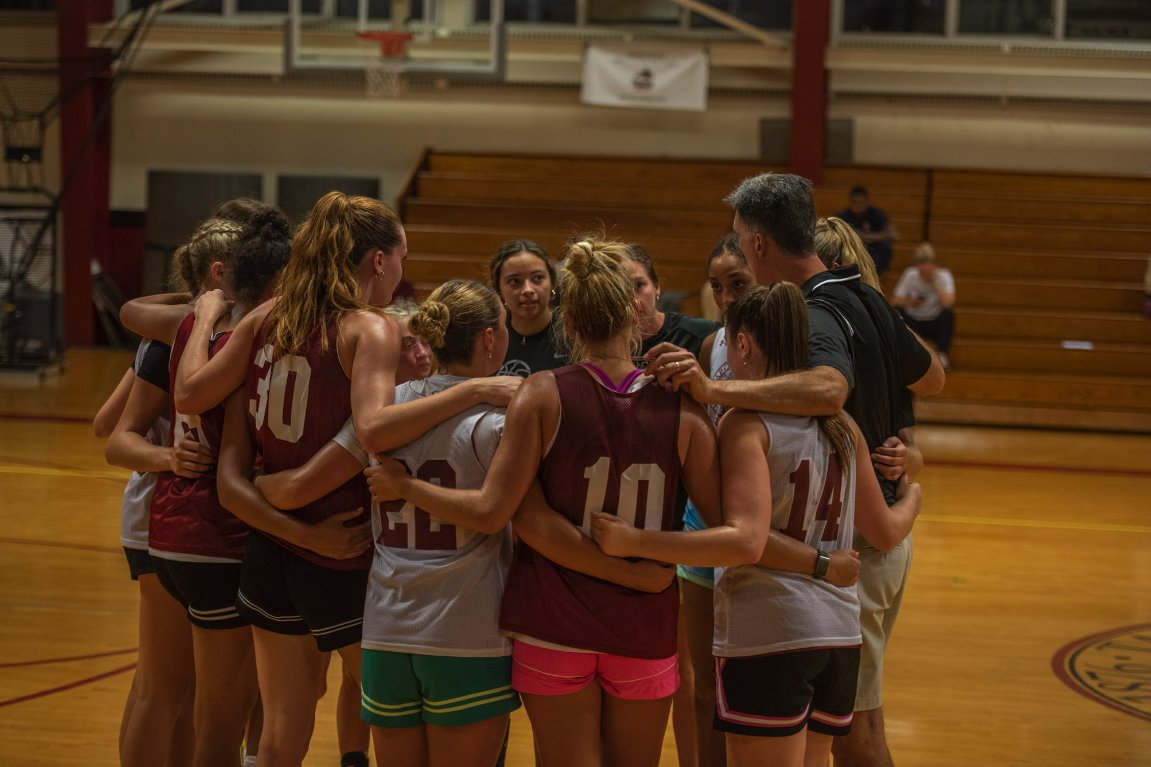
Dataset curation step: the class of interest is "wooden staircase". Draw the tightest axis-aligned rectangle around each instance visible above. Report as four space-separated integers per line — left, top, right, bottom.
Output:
396 149 1151 432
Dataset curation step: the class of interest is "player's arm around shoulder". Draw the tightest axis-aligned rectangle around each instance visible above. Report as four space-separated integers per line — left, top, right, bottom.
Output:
346 309 400 453
353 310 523 453
119 293 194 346
368 371 551 535
849 414 920 550
174 297 268 415
483 369 558 508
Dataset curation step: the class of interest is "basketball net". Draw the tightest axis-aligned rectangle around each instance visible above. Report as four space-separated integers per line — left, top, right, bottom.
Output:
356 32 413 99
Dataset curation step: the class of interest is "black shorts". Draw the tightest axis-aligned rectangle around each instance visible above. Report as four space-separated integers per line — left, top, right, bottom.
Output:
152 555 248 630
714 647 860 738
236 530 368 652
123 547 155 580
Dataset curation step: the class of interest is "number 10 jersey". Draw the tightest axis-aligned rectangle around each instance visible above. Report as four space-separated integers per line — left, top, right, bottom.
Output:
499 365 683 660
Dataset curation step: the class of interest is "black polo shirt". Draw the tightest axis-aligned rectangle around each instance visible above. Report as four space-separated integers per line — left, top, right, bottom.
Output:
802 266 932 503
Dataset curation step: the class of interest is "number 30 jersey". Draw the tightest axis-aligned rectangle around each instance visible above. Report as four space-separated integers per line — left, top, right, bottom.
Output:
713 413 861 658
362 375 512 657
499 365 683 660
246 321 372 571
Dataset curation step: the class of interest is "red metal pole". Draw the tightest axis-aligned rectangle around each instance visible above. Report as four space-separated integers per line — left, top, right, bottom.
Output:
57 1 113 346
789 0 831 185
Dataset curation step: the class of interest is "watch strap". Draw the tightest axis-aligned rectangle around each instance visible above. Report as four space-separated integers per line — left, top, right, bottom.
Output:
812 551 831 580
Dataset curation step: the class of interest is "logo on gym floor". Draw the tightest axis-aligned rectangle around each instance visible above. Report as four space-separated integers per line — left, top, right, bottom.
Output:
1052 624 1151 722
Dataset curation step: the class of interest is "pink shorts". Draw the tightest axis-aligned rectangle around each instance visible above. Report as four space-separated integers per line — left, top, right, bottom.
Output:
511 640 679 700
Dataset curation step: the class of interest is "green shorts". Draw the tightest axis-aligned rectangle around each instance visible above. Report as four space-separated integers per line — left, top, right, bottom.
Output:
361 650 521 728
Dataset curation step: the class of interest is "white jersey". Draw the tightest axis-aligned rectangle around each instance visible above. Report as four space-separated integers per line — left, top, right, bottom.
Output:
893 266 955 321
121 341 170 550
361 375 512 657
681 327 730 542
713 414 861 657
707 326 731 428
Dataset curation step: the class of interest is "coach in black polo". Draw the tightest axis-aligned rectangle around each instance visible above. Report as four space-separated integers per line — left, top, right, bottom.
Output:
647 172 944 767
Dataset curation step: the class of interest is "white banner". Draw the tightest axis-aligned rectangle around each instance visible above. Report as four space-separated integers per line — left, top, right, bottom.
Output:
581 44 709 112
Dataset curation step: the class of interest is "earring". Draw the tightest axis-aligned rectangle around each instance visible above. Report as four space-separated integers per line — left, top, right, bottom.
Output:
375 270 385 281
551 289 557 300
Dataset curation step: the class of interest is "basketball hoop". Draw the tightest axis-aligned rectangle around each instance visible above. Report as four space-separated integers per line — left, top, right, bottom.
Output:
356 31 414 98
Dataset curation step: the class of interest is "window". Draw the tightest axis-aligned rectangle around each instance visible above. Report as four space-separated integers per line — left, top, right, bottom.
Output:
123 0 420 20
336 0 389 19
475 0 577 23
842 0 946 34
334 0 424 20
587 0 680 25
0 0 56 8
958 0 1053 35
163 0 223 12
690 0 792 30
1065 0 1151 40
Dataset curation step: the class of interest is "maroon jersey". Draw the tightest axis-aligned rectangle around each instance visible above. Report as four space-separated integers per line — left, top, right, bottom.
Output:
149 315 247 561
499 365 682 659
246 320 372 570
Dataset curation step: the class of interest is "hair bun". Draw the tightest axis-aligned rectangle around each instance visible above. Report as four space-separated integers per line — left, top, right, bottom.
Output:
249 209 290 239
409 299 450 349
564 241 597 280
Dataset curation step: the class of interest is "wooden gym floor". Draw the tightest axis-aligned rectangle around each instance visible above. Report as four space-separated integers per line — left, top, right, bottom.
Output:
1 349 1149 766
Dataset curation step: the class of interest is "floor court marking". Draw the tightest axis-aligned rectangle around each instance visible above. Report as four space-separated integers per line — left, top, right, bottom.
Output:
0 647 137 669
0 536 123 555
0 463 126 481
930 459 1151 479
1052 624 1151 723
926 514 1151 535
0 663 137 708
0 413 93 425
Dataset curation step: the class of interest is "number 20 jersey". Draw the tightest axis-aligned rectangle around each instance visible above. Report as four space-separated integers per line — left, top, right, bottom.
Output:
362 375 512 657
499 366 683 660
246 321 372 571
713 413 861 658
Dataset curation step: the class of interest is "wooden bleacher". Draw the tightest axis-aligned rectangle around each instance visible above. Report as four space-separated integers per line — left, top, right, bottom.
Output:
397 149 1151 432
918 169 1151 431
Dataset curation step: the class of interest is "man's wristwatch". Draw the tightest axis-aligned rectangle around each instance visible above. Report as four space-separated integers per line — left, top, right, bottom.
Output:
812 551 831 580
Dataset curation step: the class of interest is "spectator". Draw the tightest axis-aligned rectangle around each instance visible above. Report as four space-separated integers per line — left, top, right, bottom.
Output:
838 185 897 275
893 242 956 371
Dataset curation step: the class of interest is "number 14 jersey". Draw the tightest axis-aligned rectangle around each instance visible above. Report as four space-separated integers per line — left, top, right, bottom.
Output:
713 413 861 658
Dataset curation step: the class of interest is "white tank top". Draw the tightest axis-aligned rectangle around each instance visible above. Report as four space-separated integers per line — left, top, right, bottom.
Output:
361 375 512 657
707 326 732 428
713 413 861 657
120 341 170 550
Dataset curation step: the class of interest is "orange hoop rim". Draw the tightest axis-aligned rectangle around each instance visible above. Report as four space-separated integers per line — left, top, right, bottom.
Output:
355 31 414 59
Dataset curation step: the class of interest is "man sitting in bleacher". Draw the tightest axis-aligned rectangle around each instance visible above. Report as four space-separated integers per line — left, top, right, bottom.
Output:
893 242 956 371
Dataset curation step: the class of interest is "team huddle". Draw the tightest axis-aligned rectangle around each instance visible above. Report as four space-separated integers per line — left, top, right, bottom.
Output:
96 172 944 767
